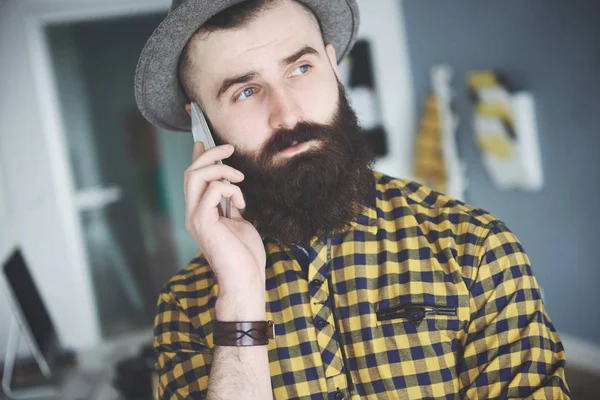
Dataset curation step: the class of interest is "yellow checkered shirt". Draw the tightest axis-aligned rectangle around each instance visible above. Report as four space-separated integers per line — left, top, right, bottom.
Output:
154 172 569 399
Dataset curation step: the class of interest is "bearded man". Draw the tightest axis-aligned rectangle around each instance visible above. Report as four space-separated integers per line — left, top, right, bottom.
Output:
134 0 569 398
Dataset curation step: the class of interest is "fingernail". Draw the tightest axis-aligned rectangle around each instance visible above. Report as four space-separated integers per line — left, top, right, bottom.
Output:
225 144 234 151
235 170 244 177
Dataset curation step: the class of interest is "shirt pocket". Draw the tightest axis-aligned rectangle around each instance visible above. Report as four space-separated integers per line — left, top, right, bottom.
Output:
367 300 465 397
374 299 465 353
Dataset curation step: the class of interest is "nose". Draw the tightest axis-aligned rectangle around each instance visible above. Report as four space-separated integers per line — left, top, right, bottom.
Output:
268 87 302 131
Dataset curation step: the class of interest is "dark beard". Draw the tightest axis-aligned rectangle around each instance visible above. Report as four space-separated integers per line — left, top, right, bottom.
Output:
224 83 375 248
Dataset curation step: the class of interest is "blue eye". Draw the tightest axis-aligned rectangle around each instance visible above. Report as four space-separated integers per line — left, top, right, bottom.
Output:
236 87 255 101
291 64 311 76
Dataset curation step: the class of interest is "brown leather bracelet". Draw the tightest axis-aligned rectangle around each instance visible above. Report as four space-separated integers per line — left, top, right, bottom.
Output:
213 320 275 346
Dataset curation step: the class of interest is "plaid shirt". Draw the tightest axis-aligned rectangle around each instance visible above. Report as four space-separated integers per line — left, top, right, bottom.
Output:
154 173 569 399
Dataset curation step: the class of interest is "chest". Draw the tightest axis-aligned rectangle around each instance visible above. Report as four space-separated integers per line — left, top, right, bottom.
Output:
263 233 472 399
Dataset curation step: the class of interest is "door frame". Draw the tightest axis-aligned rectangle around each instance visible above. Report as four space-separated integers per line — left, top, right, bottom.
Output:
23 0 170 347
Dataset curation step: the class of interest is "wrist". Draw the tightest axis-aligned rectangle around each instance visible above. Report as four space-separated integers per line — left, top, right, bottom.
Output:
213 320 274 346
215 293 266 321
214 269 264 296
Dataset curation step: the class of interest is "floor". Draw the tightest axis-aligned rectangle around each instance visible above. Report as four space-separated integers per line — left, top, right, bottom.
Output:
0 329 153 400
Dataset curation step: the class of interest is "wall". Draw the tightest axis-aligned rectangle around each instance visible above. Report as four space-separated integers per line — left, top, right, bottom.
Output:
0 0 170 361
353 0 415 179
402 0 600 348
0 0 100 358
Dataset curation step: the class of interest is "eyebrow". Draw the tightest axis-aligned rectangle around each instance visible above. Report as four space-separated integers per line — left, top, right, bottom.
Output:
215 46 321 101
280 45 320 67
216 72 259 100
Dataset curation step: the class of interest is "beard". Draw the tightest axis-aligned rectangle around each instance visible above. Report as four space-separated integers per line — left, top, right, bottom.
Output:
224 83 375 248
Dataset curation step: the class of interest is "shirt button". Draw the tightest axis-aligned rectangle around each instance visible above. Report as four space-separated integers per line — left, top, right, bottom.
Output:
315 319 328 329
310 279 324 288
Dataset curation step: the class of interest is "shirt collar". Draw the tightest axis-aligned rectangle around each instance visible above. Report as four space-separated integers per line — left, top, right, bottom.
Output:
347 201 378 236
264 177 379 275
347 175 378 236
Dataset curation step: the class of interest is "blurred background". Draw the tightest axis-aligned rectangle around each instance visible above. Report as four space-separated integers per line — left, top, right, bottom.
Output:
0 0 598 398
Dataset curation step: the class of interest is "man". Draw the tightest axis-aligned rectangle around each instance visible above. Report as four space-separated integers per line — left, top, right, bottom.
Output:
134 0 570 398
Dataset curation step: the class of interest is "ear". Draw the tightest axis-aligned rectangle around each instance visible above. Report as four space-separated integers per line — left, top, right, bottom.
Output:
325 44 341 82
185 103 192 117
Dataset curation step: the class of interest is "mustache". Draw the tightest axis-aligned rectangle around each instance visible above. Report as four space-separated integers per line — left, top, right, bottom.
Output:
261 121 335 160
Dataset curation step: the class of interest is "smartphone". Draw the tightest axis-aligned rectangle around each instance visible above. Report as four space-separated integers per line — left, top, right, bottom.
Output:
191 102 232 218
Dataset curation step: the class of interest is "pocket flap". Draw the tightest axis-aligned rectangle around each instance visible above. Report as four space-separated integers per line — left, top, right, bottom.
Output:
376 303 457 327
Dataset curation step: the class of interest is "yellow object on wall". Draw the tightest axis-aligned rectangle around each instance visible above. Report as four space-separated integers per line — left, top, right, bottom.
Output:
467 70 517 162
466 70 544 191
413 94 447 194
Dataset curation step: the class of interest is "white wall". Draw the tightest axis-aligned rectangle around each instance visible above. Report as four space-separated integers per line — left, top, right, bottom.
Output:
0 0 170 360
0 0 96 358
356 0 415 179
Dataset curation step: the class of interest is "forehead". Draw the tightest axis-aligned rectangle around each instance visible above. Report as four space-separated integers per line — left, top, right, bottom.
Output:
190 0 324 78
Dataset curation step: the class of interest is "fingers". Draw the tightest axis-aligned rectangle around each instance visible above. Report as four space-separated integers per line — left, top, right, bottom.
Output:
185 163 244 189
186 182 245 232
189 143 235 170
184 164 244 215
228 202 243 219
201 181 246 211
185 143 246 230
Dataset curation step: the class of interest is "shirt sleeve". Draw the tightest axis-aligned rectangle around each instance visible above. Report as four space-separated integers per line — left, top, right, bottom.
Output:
458 221 570 399
154 289 213 399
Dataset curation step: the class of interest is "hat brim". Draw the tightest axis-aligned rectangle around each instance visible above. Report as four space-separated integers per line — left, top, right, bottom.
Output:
134 0 360 132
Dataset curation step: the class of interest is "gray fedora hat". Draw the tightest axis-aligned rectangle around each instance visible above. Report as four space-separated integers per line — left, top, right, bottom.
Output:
134 0 360 132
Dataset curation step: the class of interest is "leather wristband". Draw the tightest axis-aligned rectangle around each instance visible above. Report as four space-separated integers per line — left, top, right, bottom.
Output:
213 320 275 346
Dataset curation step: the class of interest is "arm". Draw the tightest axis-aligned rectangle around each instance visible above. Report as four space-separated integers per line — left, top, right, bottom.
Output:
154 285 272 400
154 290 212 399
207 294 271 400
153 142 273 399
458 221 570 399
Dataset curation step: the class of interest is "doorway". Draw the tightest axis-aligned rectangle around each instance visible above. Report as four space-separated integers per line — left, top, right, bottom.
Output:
45 13 199 338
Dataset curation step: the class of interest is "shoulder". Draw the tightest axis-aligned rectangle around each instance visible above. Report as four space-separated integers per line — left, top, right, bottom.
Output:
372 173 519 283
373 172 505 239
373 172 498 229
